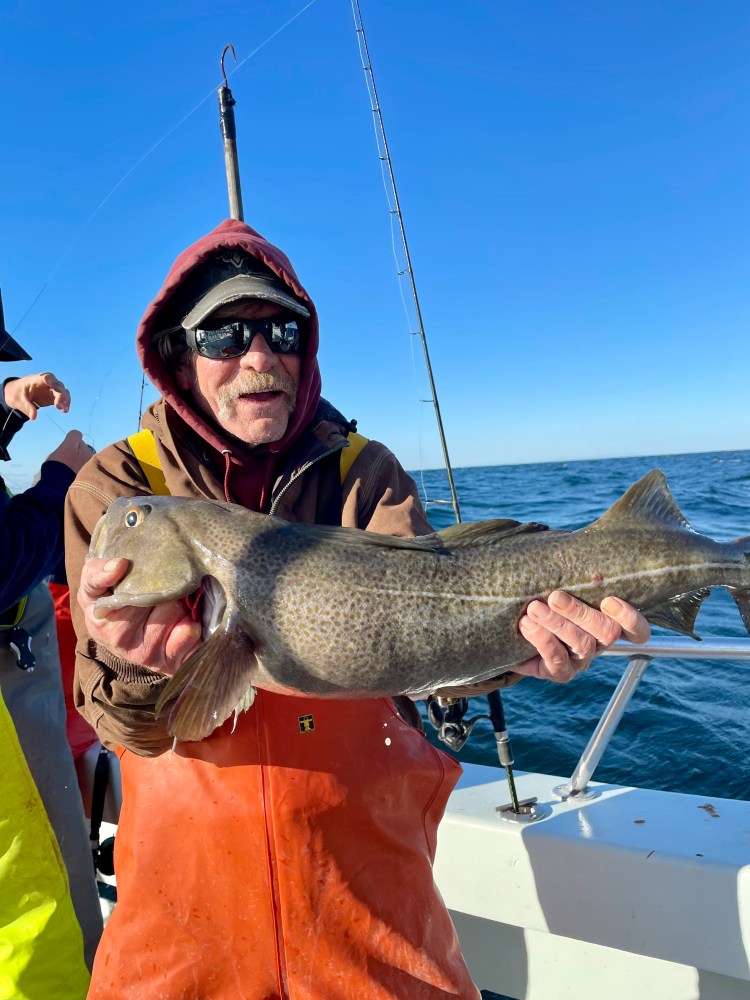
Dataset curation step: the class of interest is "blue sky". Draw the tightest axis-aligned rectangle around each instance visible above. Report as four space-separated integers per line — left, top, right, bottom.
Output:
1 0 748 490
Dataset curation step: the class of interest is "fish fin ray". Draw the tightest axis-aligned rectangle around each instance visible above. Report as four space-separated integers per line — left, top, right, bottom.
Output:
231 686 256 733
438 520 549 548
155 621 256 742
642 588 710 639
289 520 548 553
728 588 750 635
288 524 445 552
588 470 693 532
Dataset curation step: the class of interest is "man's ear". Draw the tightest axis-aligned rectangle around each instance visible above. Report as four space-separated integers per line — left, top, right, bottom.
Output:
174 363 193 392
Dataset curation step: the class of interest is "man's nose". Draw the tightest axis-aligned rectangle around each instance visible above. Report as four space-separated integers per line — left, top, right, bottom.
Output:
238 333 276 372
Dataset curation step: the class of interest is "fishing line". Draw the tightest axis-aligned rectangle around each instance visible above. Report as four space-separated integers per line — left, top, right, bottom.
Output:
84 340 138 444
6 0 319 348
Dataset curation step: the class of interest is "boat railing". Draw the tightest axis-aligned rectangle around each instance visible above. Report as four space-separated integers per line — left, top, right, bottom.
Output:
554 636 750 800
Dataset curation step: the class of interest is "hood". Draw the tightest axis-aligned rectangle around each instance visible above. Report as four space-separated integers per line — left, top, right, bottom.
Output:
136 219 322 509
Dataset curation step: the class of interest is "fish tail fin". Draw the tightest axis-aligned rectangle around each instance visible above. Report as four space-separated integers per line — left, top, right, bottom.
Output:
155 624 257 742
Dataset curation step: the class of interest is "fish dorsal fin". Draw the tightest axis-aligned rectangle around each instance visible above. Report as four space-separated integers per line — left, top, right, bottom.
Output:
438 519 549 548
296 524 446 552
588 470 693 532
642 588 711 640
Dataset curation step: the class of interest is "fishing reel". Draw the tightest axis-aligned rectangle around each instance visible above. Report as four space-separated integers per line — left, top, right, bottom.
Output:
426 694 498 752
426 691 541 821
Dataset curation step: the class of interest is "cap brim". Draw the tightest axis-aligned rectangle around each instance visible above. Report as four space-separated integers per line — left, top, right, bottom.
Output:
0 330 32 362
182 274 310 330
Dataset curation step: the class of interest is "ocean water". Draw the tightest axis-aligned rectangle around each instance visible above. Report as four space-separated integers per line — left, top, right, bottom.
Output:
414 450 750 801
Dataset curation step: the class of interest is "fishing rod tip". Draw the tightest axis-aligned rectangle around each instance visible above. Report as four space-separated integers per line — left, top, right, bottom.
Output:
220 44 237 88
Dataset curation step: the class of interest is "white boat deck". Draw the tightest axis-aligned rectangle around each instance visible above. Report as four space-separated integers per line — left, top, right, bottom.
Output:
435 763 750 1000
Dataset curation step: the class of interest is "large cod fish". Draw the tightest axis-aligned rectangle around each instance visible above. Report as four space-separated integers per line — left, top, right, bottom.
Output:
89 470 750 742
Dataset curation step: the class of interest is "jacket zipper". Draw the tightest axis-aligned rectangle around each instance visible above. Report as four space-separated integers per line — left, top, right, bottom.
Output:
268 442 346 515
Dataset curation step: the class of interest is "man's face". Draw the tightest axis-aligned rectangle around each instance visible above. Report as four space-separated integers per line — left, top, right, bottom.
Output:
175 301 303 447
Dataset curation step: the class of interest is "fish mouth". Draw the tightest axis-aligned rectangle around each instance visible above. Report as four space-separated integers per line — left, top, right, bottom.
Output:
93 575 226 630
95 589 183 613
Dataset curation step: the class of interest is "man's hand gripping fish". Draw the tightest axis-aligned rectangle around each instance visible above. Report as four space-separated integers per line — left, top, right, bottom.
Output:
88 469 750 742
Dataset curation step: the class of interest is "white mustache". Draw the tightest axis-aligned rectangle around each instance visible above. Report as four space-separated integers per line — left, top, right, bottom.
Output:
217 370 297 404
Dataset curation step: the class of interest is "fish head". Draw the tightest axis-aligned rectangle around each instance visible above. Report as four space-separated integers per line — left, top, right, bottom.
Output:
89 496 206 612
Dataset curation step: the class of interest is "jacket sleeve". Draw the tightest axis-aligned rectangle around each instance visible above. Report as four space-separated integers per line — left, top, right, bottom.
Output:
0 377 30 461
0 461 74 613
340 440 434 537
65 443 174 756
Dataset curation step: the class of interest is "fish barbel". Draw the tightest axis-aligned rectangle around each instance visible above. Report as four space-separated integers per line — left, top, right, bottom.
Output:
89 469 750 742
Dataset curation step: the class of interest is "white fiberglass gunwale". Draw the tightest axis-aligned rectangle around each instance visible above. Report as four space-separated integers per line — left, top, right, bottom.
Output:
433 636 750 1000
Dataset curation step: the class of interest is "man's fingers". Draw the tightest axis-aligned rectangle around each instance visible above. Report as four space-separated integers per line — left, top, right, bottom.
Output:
80 557 130 603
601 596 651 644
27 373 71 412
547 591 621 647
165 619 203 673
525 598 600 659
52 386 71 412
518 617 577 682
13 397 37 420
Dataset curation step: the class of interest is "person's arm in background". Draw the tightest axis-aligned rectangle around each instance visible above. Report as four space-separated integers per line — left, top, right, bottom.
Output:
0 373 91 610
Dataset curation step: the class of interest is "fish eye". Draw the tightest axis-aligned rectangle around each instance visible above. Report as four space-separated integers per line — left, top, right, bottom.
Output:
125 509 142 528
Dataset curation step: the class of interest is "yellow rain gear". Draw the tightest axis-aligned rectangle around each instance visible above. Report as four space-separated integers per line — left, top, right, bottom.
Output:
0 688 89 1000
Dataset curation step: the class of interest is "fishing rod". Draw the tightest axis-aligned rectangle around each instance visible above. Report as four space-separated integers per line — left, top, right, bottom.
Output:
137 43 246 427
218 45 244 221
350 3 526 818
349 0 460 523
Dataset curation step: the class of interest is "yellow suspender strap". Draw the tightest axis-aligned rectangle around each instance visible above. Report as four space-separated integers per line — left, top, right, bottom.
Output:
126 429 169 497
127 427 369 495
339 430 369 483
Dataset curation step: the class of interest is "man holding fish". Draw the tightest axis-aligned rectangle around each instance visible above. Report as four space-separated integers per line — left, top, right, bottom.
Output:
65 219 649 998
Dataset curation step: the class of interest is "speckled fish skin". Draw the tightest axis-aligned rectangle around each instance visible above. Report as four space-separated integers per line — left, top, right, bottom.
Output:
89 469 750 741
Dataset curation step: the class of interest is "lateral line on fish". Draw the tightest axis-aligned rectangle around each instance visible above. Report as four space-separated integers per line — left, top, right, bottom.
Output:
340 559 732 605
339 584 515 603
569 560 733 592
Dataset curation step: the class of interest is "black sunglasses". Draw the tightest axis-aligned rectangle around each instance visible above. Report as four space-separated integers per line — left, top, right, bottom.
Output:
184 318 302 360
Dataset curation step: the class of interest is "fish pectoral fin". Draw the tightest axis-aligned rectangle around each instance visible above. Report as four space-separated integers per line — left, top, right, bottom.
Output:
728 588 750 635
642 588 711 640
155 623 257 742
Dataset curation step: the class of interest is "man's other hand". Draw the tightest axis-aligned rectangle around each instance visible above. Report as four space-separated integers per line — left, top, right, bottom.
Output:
515 591 650 682
78 557 202 676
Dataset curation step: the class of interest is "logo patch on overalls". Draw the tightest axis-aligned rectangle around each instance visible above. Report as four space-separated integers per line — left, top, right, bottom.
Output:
298 714 315 733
